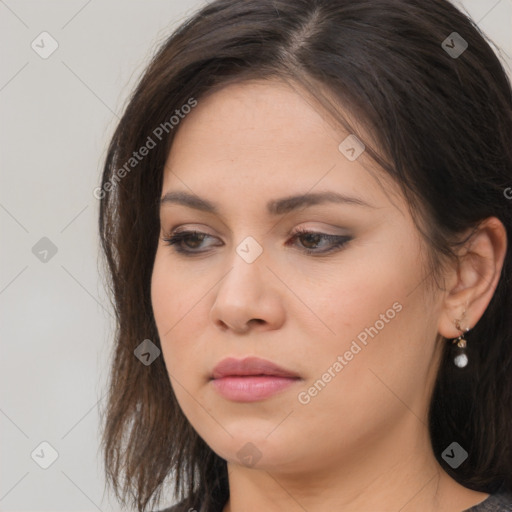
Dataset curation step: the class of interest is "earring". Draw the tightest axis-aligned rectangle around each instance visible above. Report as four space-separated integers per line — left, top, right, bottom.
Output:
452 316 470 368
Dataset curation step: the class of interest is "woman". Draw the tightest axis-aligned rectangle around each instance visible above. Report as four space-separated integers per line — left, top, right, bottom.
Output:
98 1 512 511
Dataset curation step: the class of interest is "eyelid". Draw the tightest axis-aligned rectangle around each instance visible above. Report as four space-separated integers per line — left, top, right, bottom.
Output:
164 224 347 241
167 222 347 236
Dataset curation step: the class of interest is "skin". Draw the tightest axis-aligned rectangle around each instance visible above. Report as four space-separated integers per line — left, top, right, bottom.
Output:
150 79 507 512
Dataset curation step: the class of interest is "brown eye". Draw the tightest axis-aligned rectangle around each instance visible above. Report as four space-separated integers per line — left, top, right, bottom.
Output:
288 229 352 255
162 230 218 254
297 232 323 249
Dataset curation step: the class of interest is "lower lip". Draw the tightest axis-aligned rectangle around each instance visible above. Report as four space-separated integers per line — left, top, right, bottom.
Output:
211 376 301 402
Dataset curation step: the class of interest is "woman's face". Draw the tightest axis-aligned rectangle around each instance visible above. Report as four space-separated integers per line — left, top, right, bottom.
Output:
151 79 445 474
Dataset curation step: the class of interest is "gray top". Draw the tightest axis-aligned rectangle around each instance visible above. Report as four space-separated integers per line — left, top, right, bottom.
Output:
157 484 512 512
463 484 512 511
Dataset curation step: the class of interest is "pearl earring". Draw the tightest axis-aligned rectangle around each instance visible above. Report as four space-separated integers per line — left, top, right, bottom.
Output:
452 316 470 368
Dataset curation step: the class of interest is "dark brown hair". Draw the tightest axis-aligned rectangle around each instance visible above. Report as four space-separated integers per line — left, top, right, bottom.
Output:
98 1 512 510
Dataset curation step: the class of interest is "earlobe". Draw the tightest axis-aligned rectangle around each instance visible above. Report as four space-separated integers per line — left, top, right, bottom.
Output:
437 216 507 341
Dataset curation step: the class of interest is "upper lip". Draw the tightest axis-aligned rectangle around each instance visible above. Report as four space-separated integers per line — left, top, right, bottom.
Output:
211 357 300 379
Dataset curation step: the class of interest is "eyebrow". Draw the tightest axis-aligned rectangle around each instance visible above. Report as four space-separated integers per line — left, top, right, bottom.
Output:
160 190 373 215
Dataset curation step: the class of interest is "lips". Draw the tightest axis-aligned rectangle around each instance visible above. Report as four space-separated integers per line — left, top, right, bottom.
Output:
210 357 302 402
211 356 300 379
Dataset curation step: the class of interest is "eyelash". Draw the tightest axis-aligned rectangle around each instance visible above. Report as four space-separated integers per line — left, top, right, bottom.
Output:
161 227 351 256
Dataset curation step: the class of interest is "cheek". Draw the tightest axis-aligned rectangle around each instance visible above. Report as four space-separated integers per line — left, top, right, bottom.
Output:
291 237 431 391
290 250 409 348
151 249 200 333
151 249 210 379
151 253 187 363
151 257 199 421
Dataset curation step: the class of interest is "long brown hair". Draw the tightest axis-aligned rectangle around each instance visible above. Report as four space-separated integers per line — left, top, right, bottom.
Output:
98 1 512 510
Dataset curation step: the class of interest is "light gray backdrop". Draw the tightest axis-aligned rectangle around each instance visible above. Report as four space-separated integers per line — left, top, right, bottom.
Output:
1 1 511 511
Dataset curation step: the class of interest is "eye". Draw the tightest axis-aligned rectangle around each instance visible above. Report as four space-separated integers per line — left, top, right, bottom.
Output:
287 227 351 254
162 230 219 254
162 228 351 255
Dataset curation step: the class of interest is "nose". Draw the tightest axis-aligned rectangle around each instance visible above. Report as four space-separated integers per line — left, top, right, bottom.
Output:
209 250 285 334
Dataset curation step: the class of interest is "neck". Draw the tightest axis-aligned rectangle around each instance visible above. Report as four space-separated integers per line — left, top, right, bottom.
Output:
221 414 486 512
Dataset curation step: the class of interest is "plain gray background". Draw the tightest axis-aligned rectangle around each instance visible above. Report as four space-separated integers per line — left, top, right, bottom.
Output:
1 1 511 511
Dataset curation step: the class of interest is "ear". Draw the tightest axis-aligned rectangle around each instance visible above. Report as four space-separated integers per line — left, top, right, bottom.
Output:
438 217 507 339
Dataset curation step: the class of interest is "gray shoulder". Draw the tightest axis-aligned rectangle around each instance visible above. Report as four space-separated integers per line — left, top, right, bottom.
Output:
464 489 512 511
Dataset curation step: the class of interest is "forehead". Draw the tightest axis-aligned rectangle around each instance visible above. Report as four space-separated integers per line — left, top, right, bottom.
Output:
168 79 334 160
161 79 397 210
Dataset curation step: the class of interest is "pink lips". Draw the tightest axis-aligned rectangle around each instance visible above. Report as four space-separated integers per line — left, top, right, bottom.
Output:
210 357 301 402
